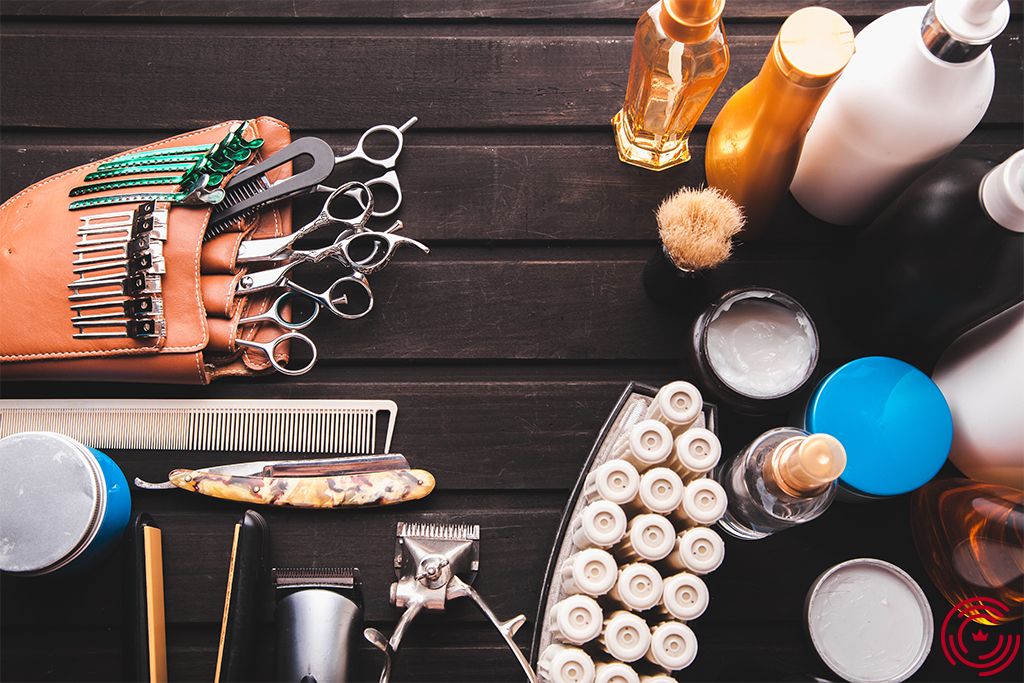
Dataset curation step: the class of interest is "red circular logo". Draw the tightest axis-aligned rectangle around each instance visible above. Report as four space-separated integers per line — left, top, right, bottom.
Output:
941 598 1021 676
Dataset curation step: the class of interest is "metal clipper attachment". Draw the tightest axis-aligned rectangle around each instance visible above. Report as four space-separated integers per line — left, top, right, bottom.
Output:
364 522 538 683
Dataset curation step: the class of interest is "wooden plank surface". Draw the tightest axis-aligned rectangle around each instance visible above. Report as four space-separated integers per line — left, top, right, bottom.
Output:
2 1 1022 681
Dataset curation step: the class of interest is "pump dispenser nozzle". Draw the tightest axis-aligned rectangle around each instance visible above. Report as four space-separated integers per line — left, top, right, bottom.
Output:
936 0 1010 44
772 433 846 497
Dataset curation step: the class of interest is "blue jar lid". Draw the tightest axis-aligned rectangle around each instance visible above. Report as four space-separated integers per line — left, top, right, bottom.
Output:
804 357 952 497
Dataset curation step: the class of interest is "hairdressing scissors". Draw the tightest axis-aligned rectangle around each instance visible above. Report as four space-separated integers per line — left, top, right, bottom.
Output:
334 116 417 170
234 330 318 376
235 182 374 264
317 170 403 218
237 262 374 320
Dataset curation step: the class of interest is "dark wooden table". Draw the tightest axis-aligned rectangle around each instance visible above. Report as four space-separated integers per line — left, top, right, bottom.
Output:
2 1 1022 681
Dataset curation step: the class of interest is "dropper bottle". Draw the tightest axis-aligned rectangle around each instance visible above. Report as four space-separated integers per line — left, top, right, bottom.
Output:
713 428 846 540
612 1 730 170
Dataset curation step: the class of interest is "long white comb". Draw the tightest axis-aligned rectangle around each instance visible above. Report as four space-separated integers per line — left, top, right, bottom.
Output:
0 399 397 454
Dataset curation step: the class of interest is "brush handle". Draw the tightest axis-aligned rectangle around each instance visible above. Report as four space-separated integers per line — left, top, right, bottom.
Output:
168 469 434 507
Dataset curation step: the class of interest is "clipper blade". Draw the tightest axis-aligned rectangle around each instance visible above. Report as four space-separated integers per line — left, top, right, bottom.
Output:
396 522 479 541
273 567 361 590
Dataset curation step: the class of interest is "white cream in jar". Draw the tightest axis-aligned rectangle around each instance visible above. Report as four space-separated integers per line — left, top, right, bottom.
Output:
705 292 815 398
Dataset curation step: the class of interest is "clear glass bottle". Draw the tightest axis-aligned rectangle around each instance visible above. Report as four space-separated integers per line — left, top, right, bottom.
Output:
612 0 729 171
714 427 846 540
704 6 855 239
911 477 1023 625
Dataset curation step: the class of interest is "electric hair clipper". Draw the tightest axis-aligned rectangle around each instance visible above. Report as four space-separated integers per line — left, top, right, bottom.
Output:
273 567 363 683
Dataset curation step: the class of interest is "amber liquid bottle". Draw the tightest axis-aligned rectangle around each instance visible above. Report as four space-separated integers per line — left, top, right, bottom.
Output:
612 0 730 170
704 7 855 238
911 478 1023 625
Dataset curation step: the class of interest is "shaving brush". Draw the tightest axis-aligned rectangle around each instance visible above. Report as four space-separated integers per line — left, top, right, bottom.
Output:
643 186 745 312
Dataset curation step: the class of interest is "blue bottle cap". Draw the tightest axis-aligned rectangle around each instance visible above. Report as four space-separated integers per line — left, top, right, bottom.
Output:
804 357 952 497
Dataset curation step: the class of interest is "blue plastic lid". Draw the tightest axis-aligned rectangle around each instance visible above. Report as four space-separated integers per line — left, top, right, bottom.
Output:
804 357 952 497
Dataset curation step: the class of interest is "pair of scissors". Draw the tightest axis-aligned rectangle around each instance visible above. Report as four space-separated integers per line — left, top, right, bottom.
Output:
237 261 374 320
235 182 374 264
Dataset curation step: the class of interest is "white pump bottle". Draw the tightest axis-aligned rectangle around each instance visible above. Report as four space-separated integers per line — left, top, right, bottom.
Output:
789 0 1010 226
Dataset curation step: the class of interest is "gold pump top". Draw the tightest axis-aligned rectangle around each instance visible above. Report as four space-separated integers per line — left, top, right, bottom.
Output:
771 433 847 497
774 6 855 88
660 0 726 44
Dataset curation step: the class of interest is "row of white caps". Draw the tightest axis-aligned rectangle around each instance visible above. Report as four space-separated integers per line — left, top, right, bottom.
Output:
542 382 727 682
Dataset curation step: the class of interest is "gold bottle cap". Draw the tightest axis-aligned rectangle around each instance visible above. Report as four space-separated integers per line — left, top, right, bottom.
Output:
660 0 726 44
775 6 855 88
774 433 846 496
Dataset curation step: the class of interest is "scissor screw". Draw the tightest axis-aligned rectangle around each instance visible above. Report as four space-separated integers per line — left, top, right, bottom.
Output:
240 276 254 289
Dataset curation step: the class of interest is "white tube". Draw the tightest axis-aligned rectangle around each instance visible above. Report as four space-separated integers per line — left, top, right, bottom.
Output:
630 467 685 516
668 428 722 480
594 660 640 683
560 548 619 597
663 527 725 575
584 459 640 505
673 477 728 527
612 420 674 472
572 500 627 550
550 594 604 645
599 610 652 663
538 643 596 683
645 381 703 436
660 572 709 621
614 514 676 563
646 621 698 671
608 562 664 612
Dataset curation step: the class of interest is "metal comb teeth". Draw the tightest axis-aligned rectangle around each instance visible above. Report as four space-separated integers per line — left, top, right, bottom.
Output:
273 567 361 589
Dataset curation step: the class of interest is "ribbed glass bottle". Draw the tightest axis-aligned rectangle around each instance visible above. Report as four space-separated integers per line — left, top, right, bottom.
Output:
612 0 729 170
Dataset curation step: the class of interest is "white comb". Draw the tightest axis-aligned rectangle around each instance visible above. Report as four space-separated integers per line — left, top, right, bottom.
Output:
0 399 397 454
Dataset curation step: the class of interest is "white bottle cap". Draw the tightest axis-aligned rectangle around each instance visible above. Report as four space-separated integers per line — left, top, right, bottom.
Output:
981 149 1024 232
636 467 685 515
539 643 596 683
600 610 652 662
675 477 728 526
573 501 628 549
646 621 698 671
935 0 1010 44
609 562 665 612
615 420 674 471
646 381 703 435
639 675 677 683
594 660 640 683
667 526 725 574
616 514 676 562
669 428 722 479
584 459 641 505
661 572 710 621
561 548 619 597
550 594 604 645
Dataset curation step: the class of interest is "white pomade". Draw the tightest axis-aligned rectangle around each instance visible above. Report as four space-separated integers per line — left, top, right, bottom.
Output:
806 559 933 683
706 294 815 398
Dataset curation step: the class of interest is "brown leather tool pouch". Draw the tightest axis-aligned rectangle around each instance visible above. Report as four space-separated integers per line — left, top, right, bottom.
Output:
0 117 294 385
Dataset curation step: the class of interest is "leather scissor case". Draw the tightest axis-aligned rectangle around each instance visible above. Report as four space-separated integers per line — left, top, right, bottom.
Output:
0 117 295 384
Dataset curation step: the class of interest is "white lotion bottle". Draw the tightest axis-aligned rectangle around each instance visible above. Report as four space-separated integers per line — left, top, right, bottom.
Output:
790 0 1010 226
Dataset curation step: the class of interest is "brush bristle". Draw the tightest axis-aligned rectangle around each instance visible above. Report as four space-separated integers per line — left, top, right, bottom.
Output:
655 187 745 271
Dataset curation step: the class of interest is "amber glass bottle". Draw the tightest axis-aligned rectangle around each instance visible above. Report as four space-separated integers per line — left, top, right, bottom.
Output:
704 7 854 238
911 477 1023 625
613 0 729 170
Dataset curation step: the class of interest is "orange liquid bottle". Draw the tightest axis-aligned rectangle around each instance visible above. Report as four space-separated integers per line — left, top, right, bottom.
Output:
612 0 729 171
911 477 1023 625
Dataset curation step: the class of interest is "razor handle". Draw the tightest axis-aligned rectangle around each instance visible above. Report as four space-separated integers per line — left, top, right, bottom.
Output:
215 510 270 683
168 469 435 508
122 513 167 683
